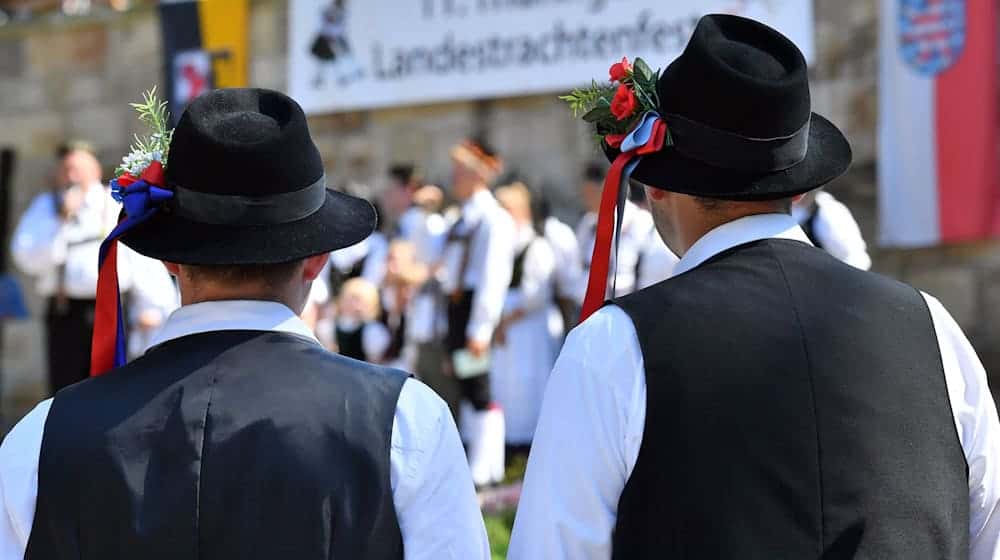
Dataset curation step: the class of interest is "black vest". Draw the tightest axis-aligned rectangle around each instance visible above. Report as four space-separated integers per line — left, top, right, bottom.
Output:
26 330 406 560
612 239 967 559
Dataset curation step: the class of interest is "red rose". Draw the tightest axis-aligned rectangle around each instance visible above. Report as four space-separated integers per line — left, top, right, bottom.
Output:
609 57 632 82
610 84 638 121
604 133 627 148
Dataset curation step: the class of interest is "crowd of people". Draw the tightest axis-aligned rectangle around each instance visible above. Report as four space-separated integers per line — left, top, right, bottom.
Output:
10 134 875 490
3 14 998 560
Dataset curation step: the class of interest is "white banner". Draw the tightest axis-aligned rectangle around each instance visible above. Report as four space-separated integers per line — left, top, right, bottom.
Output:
288 0 814 114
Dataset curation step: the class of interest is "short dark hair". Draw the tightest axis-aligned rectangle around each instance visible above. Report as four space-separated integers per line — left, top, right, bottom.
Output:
185 261 304 287
695 196 794 214
583 162 605 183
388 163 421 186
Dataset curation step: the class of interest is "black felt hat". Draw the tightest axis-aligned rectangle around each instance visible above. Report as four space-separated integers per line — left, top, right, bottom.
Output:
120 88 376 265
605 14 852 200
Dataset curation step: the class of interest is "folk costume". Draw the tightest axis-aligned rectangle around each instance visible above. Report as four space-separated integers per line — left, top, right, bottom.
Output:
511 15 1000 559
0 89 489 560
439 140 516 487
490 222 559 447
793 190 873 270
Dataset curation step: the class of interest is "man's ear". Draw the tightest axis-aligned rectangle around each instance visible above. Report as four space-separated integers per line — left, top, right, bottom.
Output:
302 253 329 281
163 262 180 277
645 186 669 201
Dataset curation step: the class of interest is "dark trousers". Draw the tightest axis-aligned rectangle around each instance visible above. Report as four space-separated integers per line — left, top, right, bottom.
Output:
446 291 492 411
45 298 96 395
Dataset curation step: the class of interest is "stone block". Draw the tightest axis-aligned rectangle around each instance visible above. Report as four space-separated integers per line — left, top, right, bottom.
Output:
0 36 25 77
0 78 46 116
250 0 287 57
250 54 286 91
25 23 107 77
979 268 1000 343
0 113 63 154
905 266 979 330
66 104 126 157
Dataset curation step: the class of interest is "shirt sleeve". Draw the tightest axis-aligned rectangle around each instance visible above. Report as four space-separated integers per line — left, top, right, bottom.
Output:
923 293 1000 559
508 306 646 560
0 399 53 560
390 379 490 559
466 212 516 344
813 194 872 271
10 194 67 277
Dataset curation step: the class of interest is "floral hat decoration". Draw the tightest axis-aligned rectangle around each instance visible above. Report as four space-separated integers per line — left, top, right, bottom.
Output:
91 88 175 376
562 57 671 322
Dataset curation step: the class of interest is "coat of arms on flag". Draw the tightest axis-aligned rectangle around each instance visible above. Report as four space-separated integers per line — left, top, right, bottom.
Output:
899 0 966 75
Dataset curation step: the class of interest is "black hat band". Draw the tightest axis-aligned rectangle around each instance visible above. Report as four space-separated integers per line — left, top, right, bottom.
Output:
170 175 327 226
666 114 810 173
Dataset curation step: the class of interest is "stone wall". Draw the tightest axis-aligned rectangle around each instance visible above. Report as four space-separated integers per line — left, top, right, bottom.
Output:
1 0 998 419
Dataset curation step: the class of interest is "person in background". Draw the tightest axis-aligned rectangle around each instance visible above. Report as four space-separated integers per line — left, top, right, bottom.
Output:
440 138 515 488
333 277 392 364
793 189 872 270
492 182 559 459
326 196 389 296
11 141 177 394
535 190 582 336
575 162 655 301
380 240 428 372
382 163 448 265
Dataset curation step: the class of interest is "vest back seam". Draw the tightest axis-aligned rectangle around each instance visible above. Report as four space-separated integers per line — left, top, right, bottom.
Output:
194 368 219 560
768 242 826 554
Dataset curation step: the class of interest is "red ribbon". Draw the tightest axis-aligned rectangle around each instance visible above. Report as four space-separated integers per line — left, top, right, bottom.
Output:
580 150 636 323
579 119 669 324
90 161 167 376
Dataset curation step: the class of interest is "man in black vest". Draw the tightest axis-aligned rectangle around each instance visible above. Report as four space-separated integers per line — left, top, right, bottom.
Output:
511 15 1000 559
0 89 489 559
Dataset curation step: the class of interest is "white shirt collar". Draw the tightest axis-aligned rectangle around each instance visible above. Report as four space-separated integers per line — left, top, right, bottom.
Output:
148 300 320 350
674 213 813 276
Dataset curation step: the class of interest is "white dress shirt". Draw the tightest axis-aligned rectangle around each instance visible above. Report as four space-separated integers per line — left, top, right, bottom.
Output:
510 213 1000 560
575 200 655 301
439 189 516 344
0 300 490 560
11 185 178 315
793 191 872 270
635 227 679 290
543 216 583 299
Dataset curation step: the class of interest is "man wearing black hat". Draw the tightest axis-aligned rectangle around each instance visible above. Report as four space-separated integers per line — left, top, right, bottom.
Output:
511 15 999 559
0 89 489 559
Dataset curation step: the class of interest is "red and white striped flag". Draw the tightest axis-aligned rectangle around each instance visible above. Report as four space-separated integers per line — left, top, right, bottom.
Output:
878 0 1000 247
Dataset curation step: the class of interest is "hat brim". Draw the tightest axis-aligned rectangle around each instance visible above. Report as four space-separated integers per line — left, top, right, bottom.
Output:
604 113 852 201
119 189 378 265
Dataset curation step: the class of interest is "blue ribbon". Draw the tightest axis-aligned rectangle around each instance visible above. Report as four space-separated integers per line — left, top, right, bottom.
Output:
97 178 174 370
111 178 175 218
610 112 663 295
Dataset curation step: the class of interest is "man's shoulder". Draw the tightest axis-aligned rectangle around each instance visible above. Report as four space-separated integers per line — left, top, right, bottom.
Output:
74 330 408 398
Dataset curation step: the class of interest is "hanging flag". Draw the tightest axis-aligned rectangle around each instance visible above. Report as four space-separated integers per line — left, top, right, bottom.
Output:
878 0 1000 247
159 0 248 121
